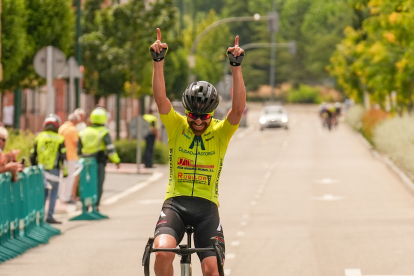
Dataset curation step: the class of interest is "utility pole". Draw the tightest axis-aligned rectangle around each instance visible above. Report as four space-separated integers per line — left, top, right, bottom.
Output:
75 0 82 108
0 0 3 83
268 0 279 102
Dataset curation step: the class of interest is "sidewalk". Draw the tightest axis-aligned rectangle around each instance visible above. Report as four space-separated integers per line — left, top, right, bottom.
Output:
52 163 161 221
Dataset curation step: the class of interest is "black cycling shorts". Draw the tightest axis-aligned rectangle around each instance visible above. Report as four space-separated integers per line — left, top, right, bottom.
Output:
154 196 225 262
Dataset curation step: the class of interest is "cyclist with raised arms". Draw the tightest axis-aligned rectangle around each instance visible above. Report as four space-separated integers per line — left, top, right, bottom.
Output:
150 28 246 276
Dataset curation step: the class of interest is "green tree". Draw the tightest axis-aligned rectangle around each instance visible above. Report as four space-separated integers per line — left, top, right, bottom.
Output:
301 0 353 81
182 10 232 87
0 0 27 89
14 0 75 88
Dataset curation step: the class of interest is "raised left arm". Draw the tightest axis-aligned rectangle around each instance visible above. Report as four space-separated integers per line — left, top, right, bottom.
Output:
226 36 246 125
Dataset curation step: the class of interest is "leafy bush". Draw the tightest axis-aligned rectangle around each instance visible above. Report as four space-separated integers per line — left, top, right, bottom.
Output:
4 129 35 161
373 115 414 177
114 139 169 164
287 85 321 104
345 104 365 130
360 108 389 142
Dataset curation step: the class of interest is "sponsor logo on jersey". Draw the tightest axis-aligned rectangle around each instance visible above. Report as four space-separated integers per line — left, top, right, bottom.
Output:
215 158 223 195
204 131 211 137
177 172 212 185
181 129 191 139
160 211 166 217
205 136 214 141
169 149 173 184
179 147 215 156
177 157 214 169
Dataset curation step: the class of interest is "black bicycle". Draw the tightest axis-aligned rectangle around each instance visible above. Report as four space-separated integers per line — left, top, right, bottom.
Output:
142 225 225 276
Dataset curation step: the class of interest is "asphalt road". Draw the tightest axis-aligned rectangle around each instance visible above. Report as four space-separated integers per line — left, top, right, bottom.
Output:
2 104 414 276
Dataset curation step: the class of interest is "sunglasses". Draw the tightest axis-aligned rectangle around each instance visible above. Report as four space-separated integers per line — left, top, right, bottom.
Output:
0 138 6 142
186 112 212 120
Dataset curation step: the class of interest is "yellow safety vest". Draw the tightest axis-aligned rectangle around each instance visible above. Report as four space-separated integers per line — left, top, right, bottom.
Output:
34 131 65 170
79 126 108 155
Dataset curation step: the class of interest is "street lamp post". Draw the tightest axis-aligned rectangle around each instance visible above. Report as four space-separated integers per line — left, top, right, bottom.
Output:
0 0 2 83
75 0 82 108
268 0 279 101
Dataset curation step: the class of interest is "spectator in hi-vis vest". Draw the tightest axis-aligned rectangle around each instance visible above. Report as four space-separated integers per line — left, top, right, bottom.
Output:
30 114 67 224
143 109 159 168
78 108 121 208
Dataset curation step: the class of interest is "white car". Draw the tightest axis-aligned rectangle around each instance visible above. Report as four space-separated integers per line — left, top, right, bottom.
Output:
259 105 288 130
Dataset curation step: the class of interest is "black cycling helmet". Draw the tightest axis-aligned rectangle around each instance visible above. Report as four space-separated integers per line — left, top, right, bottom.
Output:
182 81 219 114
43 114 61 132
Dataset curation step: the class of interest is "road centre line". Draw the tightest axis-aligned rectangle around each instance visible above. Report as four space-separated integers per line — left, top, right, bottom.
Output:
344 268 414 276
231 241 240 246
102 172 164 205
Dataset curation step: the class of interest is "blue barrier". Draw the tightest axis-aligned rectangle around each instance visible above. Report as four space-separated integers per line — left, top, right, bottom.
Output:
70 158 108 221
0 166 60 264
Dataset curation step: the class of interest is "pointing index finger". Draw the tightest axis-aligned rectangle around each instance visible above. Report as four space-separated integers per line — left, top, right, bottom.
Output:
234 35 239 46
157 28 162 41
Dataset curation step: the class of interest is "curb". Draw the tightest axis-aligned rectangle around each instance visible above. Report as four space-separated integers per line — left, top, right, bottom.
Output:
355 130 414 194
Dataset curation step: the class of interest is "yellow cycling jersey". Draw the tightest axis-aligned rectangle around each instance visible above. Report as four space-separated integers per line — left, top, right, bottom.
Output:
161 106 239 205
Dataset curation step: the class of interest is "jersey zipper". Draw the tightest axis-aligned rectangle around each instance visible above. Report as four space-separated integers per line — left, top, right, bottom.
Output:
191 136 199 196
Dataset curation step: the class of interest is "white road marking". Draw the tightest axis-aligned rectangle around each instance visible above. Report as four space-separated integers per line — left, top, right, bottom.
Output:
257 189 263 194
224 269 231 275
255 194 260 199
264 172 271 179
240 221 247 226
236 125 255 138
231 241 240 246
243 214 249 219
345 269 362 276
251 201 257 205
344 268 414 276
236 231 244 236
226 253 236 259
313 194 344 201
102 172 164 205
314 178 339 184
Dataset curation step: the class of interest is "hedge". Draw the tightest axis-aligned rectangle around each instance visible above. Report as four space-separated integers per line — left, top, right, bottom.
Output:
113 139 169 164
4 129 35 162
287 85 321 104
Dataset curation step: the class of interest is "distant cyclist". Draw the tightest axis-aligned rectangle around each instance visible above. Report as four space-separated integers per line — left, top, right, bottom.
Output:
334 102 342 127
150 28 246 276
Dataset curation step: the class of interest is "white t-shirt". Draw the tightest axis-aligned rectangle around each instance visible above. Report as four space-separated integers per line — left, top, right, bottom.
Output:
76 122 87 132
3 105 14 126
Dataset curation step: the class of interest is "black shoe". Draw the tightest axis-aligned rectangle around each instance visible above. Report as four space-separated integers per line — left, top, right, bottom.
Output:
46 217 62 224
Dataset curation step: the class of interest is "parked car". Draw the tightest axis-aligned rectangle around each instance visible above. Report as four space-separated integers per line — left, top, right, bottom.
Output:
259 105 288 130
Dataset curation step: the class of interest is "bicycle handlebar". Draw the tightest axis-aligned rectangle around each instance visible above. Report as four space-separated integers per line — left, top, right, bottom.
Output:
142 237 224 276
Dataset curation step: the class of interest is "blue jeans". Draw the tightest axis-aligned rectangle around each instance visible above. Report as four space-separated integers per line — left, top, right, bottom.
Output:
44 168 60 220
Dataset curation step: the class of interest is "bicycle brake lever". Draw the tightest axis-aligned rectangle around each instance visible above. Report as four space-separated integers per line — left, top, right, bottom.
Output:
210 237 225 276
143 238 154 276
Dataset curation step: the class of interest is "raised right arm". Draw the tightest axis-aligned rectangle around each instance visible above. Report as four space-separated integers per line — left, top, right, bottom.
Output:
151 28 171 115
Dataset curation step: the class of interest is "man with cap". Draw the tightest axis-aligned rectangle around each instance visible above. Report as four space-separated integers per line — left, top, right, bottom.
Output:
78 108 121 208
30 114 67 224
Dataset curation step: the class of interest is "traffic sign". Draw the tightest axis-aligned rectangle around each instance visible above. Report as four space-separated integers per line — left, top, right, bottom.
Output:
33 46 66 78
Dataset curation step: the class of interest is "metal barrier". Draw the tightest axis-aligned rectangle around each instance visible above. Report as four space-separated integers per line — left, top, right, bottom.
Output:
70 158 108 221
0 166 61 264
